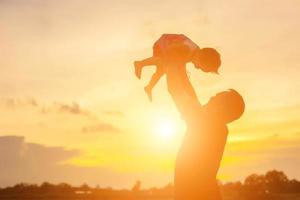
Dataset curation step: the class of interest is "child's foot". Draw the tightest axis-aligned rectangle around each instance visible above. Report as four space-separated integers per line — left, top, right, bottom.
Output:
134 61 142 79
144 86 152 102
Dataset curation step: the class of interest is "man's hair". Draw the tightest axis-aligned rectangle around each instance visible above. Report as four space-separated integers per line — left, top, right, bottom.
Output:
209 89 245 123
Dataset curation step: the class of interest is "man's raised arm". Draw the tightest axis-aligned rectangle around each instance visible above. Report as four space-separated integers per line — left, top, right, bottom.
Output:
165 63 201 121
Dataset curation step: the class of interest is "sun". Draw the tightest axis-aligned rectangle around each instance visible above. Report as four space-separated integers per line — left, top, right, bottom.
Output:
154 119 176 139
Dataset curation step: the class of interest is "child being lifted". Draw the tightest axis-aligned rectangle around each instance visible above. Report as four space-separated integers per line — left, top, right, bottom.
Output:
134 34 221 102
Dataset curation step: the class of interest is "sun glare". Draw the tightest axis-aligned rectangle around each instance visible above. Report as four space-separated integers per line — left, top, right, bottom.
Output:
154 119 176 139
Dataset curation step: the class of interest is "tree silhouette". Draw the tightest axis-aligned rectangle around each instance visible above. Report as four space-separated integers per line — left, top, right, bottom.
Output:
1 170 300 199
131 180 141 192
265 170 288 193
244 174 266 194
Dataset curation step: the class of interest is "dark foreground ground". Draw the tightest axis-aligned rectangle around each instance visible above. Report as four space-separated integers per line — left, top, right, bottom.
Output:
2 170 300 199
0 194 300 200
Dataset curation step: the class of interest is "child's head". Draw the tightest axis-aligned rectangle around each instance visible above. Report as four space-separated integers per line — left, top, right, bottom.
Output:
193 48 221 74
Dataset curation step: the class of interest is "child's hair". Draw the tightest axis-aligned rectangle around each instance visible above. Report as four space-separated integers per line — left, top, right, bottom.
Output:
195 48 221 73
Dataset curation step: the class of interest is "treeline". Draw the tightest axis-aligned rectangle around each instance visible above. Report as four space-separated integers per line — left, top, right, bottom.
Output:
1 170 300 199
222 170 300 199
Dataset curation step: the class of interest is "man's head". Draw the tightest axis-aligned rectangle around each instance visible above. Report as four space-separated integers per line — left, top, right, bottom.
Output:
193 48 221 74
206 89 245 124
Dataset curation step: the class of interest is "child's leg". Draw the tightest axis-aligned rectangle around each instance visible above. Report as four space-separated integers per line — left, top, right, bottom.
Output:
144 65 164 102
134 56 161 79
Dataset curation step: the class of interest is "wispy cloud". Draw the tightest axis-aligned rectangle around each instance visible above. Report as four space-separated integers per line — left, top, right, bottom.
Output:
1 97 38 109
53 102 90 116
0 97 122 133
0 97 96 119
219 134 300 181
102 110 125 117
82 123 120 133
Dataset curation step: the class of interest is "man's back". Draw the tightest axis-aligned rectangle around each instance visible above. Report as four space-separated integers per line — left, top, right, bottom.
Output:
163 43 231 200
174 110 227 200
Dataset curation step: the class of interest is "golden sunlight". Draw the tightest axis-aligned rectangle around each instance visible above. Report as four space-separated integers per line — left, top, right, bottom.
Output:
154 118 177 140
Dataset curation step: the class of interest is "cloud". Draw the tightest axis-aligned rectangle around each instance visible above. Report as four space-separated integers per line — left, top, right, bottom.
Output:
102 110 124 117
54 102 90 116
0 135 79 186
1 97 38 109
0 97 122 133
0 0 44 6
0 97 96 119
0 135 79 165
82 123 120 133
0 97 124 118
0 135 169 189
219 134 300 181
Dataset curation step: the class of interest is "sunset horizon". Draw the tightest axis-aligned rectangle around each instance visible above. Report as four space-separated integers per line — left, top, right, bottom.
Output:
0 0 300 194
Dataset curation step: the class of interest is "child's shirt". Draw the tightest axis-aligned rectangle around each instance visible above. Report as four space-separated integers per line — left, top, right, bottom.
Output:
153 34 199 61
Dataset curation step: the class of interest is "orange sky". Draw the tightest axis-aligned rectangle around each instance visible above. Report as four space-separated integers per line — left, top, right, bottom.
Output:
0 0 300 189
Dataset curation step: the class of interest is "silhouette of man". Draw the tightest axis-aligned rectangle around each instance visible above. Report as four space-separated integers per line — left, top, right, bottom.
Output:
165 62 245 200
